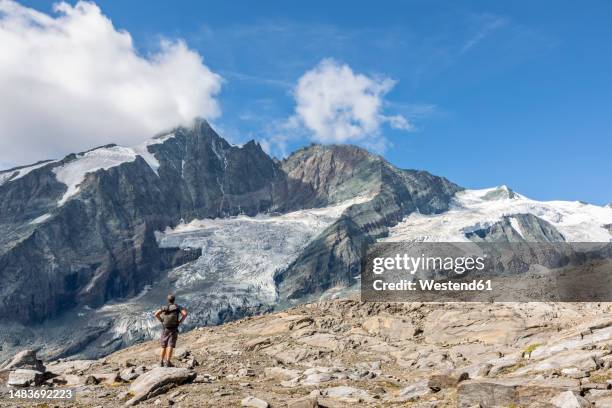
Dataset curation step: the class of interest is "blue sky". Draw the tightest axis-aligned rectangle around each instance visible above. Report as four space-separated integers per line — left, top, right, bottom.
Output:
13 1 612 204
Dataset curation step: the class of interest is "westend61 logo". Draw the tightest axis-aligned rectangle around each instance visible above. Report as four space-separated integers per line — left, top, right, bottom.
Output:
372 254 486 275
361 242 612 302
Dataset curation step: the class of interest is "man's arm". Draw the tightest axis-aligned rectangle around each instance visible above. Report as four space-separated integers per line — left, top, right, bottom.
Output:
154 309 162 323
179 308 187 325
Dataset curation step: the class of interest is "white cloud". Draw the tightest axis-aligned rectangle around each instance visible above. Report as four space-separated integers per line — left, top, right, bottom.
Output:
0 0 222 168
290 59 411 147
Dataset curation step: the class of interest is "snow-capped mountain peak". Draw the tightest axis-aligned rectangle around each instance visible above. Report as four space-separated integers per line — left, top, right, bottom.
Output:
385 186 612 243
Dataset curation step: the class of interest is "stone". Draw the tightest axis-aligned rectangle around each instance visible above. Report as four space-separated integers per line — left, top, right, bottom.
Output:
581 381 610 391
324 386 374 402
91 372 121 385
428 371 469 391
46 360 95 375
174 348 190 359
264 366 300 380
120 367 140 382
281 377 301 388
241 396 269 408
514 350 602 375
238 368 256 377
550 391 590 408
62 374 83 386
125 367 196 406
244 338 271 352
586 390 612 407
362 315 417 341
1 350 45 372
297 333 341 350
423 309 525 346
457 378 580 408
561 368 590 379
7 369 44 387
398 379 430 400
288 396 319 408
85 375 99 385
193 373 213 384
302 372 332 385
289 317 315 331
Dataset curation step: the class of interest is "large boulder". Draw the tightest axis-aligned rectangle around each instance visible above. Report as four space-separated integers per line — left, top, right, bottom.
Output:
457 378 580 408
428 371 469 391
1 349 45 372
550 391 590 408
7 369 45 387
120 367 140 382
241 396 269 408
125 367 195 406
323 386 374 403
288 396 319 408
264 366 300 381
396 379 430 401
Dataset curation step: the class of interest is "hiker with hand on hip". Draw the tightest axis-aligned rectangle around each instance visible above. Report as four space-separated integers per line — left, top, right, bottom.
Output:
154 293 188 367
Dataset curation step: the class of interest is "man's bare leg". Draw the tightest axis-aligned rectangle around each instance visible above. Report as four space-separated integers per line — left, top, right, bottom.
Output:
160 347 166 366
165 347 174 366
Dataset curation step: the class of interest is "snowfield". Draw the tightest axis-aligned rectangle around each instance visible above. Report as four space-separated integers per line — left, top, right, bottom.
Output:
385 185 612 242
52 133 175 205
0 160 56 186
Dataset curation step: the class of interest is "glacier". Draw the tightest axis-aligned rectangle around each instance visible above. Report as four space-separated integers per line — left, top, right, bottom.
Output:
385 185 612 242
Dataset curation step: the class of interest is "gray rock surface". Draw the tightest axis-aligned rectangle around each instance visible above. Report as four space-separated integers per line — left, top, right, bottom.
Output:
126 367 196 405
7 369 44 387
0 349 44 372
550 391 591 408
241 396 269 408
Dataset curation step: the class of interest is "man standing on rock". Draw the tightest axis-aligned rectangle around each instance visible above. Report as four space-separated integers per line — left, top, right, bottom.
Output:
154 294 188 367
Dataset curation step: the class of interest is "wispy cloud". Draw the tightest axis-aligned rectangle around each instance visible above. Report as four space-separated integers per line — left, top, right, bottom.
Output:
221 70 292 89
460 14 509 54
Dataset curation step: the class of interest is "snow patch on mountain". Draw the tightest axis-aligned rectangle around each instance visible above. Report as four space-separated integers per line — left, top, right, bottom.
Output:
385 186 612 242
508 216 525 239
52 133 175 205
0 160 56 186
132 132 176 174
29 213 52 225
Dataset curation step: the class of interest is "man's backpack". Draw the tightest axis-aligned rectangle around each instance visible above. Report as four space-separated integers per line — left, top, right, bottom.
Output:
160 304 180 329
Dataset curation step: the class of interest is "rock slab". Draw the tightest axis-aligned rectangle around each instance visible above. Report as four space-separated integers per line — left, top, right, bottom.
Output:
241 396 269 408
126 367 195 406
7 369 44 387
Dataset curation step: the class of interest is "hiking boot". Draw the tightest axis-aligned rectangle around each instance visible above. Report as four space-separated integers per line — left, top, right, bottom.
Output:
159 361 165 367
166 361 174 367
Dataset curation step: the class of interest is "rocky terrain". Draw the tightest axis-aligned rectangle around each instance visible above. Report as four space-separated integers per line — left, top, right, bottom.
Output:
2 299 611 407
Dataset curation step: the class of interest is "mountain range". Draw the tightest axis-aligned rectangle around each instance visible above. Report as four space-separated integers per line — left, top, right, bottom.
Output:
1 119 611 361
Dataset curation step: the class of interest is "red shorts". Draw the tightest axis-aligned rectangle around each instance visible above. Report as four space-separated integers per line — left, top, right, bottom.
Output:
160 328 178 348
